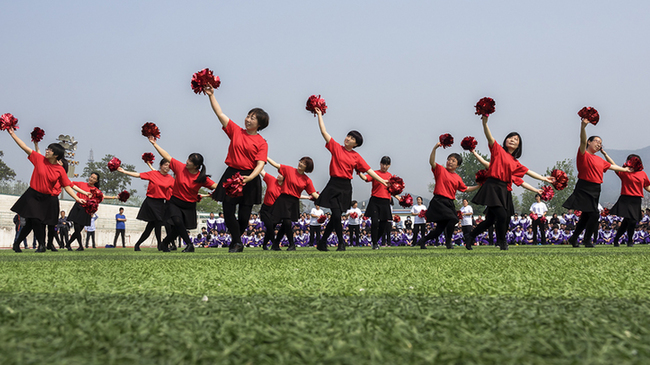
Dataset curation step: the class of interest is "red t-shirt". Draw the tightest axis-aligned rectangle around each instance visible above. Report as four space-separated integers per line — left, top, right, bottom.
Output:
432 163 468 200
71 181 96 200
223 120 268 170
263 173 282 206
170 158 216 202
140 170 175 200
576 149 611 184
616 170 650 197
363 170 392 199
279 165 316 198
326 138 371 179
28 151 71 195
487 142 528 184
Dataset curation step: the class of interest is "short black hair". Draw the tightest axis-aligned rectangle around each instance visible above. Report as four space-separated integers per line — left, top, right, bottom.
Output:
503 132 523 159
347 130 363 148
47 143 66 160
448 153 462 166
159 159 170 167
300 156 314 173
380 156 391 165
249 108 269 131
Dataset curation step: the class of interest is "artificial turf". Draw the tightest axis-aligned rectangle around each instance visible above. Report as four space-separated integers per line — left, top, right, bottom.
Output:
0 245 649 364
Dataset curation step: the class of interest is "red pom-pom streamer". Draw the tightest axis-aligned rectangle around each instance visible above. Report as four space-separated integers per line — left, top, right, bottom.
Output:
141 122 161 140
601 208 610 217
439 133 454 148
393 215 401 223
623 156 644 172
223 172 245 197
460 136 478 151
118 190 130 202
540 186 554 201
388 175 405 195
475 97 496 117
107 157 121 172
540 216 547 224
456 210 463 220
349 212 358 219
578 106 600 125
551 169 569 191
475 169 489 185
317 215 327 224
575 210 582 218
306 95 328 116
191 68 221 95
141 152 155 164
530 213 538 221
82 187 104 215
30 127 45 143
0 113 19 131
399 194 413 208
418 209 427 218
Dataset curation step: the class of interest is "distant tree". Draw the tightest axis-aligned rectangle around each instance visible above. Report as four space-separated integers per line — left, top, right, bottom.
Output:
81 154 137 198
196 187 223 214
519 159 576 215
0 151 16 182
0 180 28 196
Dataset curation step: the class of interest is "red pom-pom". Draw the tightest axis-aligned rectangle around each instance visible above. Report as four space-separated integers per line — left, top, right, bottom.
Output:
107 157 121 172
541 186 554 201
399 194 414 208
623 156 644 172
118 190 130 202
306 95 328 116
439 133 454 148
530 213 538 221
393 215 401 223
460 136 478 151
551 169 569 191
223 172 245 197
191 68 221 95
82 187 104 215
418 209 427 218
540 216 547 224
30 127 45 143
456 210 463 220
577 106 600 125
141 122 161 140
349 212 358 219
0 113 19 131
575 210 582 218
141 152 155 164
475 169 489 185
475 97 496 117
388 175 405 195
601 208 610 217
317 215 327 224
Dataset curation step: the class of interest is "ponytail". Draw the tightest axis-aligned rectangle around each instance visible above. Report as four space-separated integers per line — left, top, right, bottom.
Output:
188 153 210 184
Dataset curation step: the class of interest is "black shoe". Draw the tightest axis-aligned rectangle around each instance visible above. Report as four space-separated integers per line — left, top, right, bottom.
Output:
134 244 141 251
47 243 58 252
584 243 595 248
316 242 329 251
569 238 579 248
336 244 346 251
627 243 635 247
229 243 244 253
262 244 269 251
182 245 195 253
66 245 73 251
13 245 22 253
371 243 379 250
75 247 84 251
446 244 454 249
499 241 509 250
170 243 177 251
464 234 474 250
286 244 296 251
270 245 281 251
420 244 427 249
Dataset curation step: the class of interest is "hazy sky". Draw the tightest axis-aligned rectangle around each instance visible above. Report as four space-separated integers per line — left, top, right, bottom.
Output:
2 1 650 200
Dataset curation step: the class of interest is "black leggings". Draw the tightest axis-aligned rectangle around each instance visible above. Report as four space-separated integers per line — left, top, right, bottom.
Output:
58 229 69 248
349 225 360 246
134 221 163 247
274 219 295 247
261 216 276 248
69 223 86 248
413 223 426 243
161 216 194 248
420 219 456 246
309 225 321 246
615 218 636 245
85 231 96 248
570 211 599 245
113 229 125 247
370 217 390 247
223 201 253 245
321 207 344 246
471 206 509 245
13 218 45 249
531 218 546 244
46 225 60 248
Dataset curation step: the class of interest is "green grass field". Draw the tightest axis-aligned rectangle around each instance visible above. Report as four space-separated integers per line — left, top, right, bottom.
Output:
1 245 649 364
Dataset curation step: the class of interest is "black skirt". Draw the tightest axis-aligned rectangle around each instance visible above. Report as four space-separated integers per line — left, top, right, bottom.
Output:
68 201 92 226
11 187 60 226
610 195 642 222
259 203 273 223
314 177 352 212
472 178 515 216
426 195 458 223
562 179 600 213
136 197 166 222
271 194 300 222
212 166 262 206
364 196 392 221
164 196 198 229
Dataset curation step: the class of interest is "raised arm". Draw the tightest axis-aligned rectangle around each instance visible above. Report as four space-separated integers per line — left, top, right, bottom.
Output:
117 166 141 179
146 162 156 172
149 136 173 163
481 115 496 147
34 141 40 154
429 142 440 168
266 157 281 171
204 85 230 128
525 170 554 184
366 169 388 187
472 150 490 168
315 108 331 143
579 118 589 154
7 129 33 156
600 149 616 166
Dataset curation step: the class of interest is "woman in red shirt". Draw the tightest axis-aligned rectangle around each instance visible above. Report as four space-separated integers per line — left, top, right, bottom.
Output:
149 136 217 252
117 158 174 251
467 115 553 250
358 156 398 250
563 118 629 247
313 107 387 251
416 142 479 249
600 153 647 247
204 85 268 253
266 157 319 251
259 169 283 250
5 128 88 253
